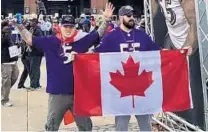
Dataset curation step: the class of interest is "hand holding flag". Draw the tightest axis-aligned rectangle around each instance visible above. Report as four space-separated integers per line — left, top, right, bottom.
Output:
182 46 193 56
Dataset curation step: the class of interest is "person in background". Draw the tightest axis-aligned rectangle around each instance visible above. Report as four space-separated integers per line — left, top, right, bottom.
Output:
39 16 48 36
95 16 103 30
104 20 115 35
81 19 96 33
18 21 31 89
80 14 86 19
52 19 61 35
18 40 30 89
90 16 96 27
78 14 86 30
27 18 44 90
35 0 47 17
138 17 145 31
45 17 52 35
1 21 19 107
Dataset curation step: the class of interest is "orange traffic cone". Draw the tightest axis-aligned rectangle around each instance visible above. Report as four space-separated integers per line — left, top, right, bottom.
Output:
64 110 74 125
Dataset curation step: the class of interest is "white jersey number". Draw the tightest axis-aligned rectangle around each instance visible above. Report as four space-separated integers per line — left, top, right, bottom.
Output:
160 0 176 25
120 43 140 52
62 45 73 64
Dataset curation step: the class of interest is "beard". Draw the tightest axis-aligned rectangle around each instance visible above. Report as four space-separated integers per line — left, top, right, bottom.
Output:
123 19 135 29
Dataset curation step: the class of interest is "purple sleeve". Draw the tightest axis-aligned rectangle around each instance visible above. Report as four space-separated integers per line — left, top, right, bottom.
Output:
143 33 161 51
94 34 111 53
149 41 161 50
73 31 99 52
32 36 56 52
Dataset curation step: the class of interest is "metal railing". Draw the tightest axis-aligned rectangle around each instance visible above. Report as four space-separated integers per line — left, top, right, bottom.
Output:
144 0 208 130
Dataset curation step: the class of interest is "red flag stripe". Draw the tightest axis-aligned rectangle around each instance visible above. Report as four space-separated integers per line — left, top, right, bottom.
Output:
73 53 102 116
74 51 191 116
161 50 191 111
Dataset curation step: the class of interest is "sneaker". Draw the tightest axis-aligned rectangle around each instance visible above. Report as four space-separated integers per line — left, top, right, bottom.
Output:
3 102 13 107
35 86 42 89
30 86 42 90
25 87 36 91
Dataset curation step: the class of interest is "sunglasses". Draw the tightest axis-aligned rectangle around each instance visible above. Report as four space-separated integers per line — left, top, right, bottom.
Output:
124 12 134 18
126 14 133 18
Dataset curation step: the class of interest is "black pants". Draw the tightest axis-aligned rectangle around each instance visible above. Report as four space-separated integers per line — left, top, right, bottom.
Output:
164 34 205 129
29 56 42 88
18 57 30 88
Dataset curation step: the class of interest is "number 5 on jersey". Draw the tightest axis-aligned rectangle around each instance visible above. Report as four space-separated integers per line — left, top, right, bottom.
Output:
62 45 73 64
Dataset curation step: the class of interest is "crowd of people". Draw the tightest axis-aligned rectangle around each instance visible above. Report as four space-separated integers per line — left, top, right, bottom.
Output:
1 0 203 131
1 6 146 92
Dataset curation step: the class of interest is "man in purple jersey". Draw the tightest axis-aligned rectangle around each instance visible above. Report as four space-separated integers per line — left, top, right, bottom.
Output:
96 6 160 53
95 6 159 131
14 3 114 131
95 5 192 131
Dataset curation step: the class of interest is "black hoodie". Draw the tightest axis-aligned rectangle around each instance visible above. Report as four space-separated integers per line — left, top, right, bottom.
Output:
28 26 44 56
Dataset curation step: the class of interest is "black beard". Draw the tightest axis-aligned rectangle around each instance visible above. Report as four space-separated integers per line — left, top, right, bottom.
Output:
123 19 135 29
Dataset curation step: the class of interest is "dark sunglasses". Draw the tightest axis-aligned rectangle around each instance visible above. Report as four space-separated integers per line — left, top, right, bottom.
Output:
125 12 134 18
126 14 133 18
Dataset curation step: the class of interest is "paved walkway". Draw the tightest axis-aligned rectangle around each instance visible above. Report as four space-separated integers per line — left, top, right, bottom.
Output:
1 58 140 131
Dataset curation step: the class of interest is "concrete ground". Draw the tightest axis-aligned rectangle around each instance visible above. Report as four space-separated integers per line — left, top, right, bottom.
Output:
1 58 140 131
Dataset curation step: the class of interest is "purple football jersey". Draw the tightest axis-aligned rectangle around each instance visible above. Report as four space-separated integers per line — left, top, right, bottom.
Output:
32 31 99 94
96 27 160 52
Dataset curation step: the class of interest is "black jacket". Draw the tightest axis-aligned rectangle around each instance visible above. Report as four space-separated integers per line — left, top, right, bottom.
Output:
29 26 44 56
1 33 18 63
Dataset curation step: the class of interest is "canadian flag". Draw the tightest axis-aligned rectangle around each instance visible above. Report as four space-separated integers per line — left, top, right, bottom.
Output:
73 50 193 116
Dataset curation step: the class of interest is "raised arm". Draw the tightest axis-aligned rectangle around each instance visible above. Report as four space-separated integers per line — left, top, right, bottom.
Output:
151 0 159 18
181 0 198 51
16 24 33 46
97 2 115 37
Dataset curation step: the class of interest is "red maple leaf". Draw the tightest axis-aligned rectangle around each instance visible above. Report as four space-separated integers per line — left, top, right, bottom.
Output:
109 55 154 108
